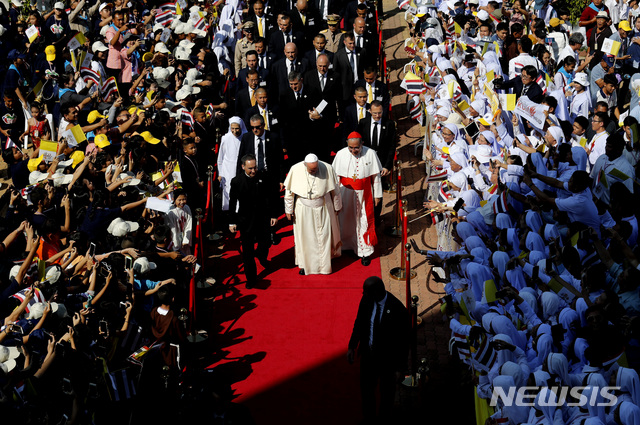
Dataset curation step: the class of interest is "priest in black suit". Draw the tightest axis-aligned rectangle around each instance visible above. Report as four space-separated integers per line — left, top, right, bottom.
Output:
228 154 280 289
267 13 305 61
237 114 286 188
270 42 309 96
244 87 282 139
347 276 410 423
333 33 367 104
303 33 335 69
278 71 326 163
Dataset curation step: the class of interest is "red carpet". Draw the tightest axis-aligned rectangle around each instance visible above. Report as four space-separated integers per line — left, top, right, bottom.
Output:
208 222 381 424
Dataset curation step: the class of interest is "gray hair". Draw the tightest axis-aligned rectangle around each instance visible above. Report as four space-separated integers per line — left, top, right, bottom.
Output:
288 71 302 82
568 33 585 46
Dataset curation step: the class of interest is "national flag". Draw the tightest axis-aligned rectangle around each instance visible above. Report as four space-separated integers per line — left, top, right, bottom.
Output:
101 76 118 98
107 369 137 401
471 334 497 372
180 110 195 128
194 17 208 32
595 168 608 189
449 333 471 361
5 138 18 150
492 190 509 214
438 181 452 203
397 0 410 9
488 13 500 24
80 67 100 86
512 62 524 77
206 103 215 119
12 287 46 314
402 71 426 94
155 10 174 26
159 2 177 14
536 73 547 95
448 80 463 101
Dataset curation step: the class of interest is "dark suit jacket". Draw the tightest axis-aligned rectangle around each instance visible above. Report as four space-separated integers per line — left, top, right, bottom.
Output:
268 30 306 61
289 7 322 47
249 13 278 40
234 87 256 117
237 130 286 184
304 49 334 69
278 86 325 161
348 291 410 370
353 78 390 118
337 30 378 65
499 76 544 104
341 102 370 143
304 68 341 123
333 47 367 102
256 53 276 72
270 57 310 95
244 104 282 136
236 67 270 94
357 116 396 170
228 171 279 234
343 0 377 27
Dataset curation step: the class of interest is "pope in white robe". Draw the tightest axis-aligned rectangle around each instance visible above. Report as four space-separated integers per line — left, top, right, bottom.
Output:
332 133 383 264
284 154 343 275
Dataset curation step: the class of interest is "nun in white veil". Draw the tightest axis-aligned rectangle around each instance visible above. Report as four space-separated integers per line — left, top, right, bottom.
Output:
218 117 248 210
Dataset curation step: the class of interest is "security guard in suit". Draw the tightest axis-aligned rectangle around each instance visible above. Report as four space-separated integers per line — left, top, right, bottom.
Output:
320 14 345 53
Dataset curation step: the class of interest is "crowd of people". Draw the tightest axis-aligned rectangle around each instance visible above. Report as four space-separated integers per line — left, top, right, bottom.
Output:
0 0 393 421
398 0 640 423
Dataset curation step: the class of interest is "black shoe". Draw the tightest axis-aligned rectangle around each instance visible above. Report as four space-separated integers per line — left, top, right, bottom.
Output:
257 256 270 268
246 281 256 289
361 256 371 266
270 231 281 245
299 269 305 275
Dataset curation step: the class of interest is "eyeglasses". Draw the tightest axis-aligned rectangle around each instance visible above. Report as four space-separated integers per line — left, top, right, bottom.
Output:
250 125 263 129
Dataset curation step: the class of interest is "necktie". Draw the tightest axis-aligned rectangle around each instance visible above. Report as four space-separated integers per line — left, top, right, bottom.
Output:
262 110 269 130
319 0 325 17
350 51 356 77
320 74 325 91
250 89 256 106
372 122 379 147
357 35 362 49
286 33 291 44
258 17 264 37
358 106 364 120
257 138 265 170
291 60 297 72
367 84 374 103
301 13 306 25
260 56 266 69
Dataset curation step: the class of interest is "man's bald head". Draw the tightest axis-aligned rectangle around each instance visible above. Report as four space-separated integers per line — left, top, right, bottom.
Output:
363 276 386 301
296 0 307 11
354 17 366 34
317 53 330 73
284 42 298 60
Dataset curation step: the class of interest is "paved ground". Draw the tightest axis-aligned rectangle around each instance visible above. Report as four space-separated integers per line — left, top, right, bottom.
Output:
376 3 476 420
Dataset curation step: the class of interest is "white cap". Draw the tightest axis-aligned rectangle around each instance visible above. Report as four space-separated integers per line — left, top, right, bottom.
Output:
174 22 186 34
92 40 109 52
28 302 45 320
193 29 207 39
0 25 6 37
0 345 20 373
133 257 157 274
416 5 428 16
98 2 111 12
153 23 164 33
574 72 588 87
50 302 68 318
45 265 62 284
178 39 195 50
107 217 140 237
155 42 170 54
183 23 196 34
29 171 49 185
174 46 192 62
472 144 493 164
54 1 65 9
11 0 22 7
100 25 109 37
9 265 20 281
476 10 489 20
153 67 174 88
176 87 193 101
52 172 73 187
304 153 318 163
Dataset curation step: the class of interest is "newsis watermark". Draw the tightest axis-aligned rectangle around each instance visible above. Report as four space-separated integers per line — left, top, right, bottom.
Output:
490 386 620 407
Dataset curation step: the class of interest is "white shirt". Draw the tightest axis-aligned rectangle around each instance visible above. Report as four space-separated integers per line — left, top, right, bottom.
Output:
357 104 367 120
588 131 609 166
508 53 542 80
254 133 267 169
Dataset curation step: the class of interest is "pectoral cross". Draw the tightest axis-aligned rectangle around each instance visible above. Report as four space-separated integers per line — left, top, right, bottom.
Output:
308 189 313 198
352 173 357 179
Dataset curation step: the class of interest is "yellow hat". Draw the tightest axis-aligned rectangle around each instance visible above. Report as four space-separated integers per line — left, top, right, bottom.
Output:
620 20 632 32
94 134 110 148
140 131 161 145
549 17 565 27
45 45 56 62
87 110 105 124
128 106 140 115
27 156 44 172
478 117 492 126
142 51 153 62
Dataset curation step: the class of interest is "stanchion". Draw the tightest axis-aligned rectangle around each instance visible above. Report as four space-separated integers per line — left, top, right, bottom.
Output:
402 292 420 388
383 151 397 194
390 211 417 280
187 209 208 345
385 159 404 237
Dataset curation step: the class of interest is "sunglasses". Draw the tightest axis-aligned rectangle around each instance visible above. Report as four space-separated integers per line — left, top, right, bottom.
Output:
250 125 263 129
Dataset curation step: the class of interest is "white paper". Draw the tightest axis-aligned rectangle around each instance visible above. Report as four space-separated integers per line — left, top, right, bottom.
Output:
81 52 93 69
316 99 328 114
26 25 39 42
67 36 81 51
514 96 549 130
145 197 172 213
160 28 172 43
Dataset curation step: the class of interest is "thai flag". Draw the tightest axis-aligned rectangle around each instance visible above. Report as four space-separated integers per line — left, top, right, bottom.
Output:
101 76 119 99
449 333 471 361
12 287 46 314
180 110 195 128
438 181 452 203
159 2 177 14
410 101 422 122
536 73 547 95
155 10 174 26
488 13 500 24
405 79 425 94
471 334 497 372
194 17 208 32
206 103 215 118
80 67 100 86
5 138 17 150
397 0 410 9
492 190 509 215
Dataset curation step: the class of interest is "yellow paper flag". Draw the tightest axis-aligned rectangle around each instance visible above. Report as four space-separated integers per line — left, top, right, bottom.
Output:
609 168 631 181
601 39 621 56
39 140 58 163
71 125 87 143
454 22 462 35
486 70 495 83
498 94 516 111
458 100 470 111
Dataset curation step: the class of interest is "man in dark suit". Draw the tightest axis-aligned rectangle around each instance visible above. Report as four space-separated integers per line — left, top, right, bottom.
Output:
270 42 309 96
495 65 544 104
289 0 322 50
244 87 282 138
347 276 410 423
235 69 261 118
338 17 378 66
255 37 275 72
268 13 305 61
357 100 395 219
355 66 389 116
310 0 343 29
333 33 367 105
304 53 341 150
237 114 286 188
304 33 334 69
237 50 270 94
279 71 326 163
249 0 278 40
228 154 280 289
343 0 373 28
341 85 370 144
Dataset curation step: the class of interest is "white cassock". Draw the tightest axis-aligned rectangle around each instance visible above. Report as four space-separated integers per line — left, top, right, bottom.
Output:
283 161 342 274
218 134 242 210
332 146 383 258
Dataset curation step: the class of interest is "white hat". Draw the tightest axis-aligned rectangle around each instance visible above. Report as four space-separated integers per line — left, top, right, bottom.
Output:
476 10 489 20
9 265 20 281
416 5 428 16
176 87 193 101
52 172 73 187
133 257 157 274
29 171 49 185
304 153 318 163
153 23 164 33
174 47 193 62
100 25 109 37
472 144 493 164
185 69 203 86
11 0 22 7
28 302 45 320
54 1 65 9
50 302 68 318
193 29 207 39
183 23 196 34
92 40 109 53
118 172 141 187
153 67 174 88
98 2 111 12
45 264 62 284
179 39 195 50
596 11 608 19
107 217 140 237
174 22 186 34
574 72 588 87
189 5 204 14
0 25 6 37
0 345 20 373
155 42 170 54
